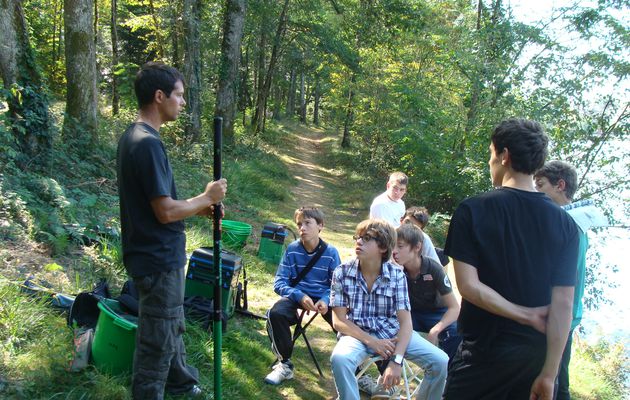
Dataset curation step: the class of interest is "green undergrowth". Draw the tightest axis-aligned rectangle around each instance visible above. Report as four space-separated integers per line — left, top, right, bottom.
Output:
0 117 627 399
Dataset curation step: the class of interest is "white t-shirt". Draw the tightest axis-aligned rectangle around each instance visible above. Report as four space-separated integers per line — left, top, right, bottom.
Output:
369 191 405 228
421 231 441 264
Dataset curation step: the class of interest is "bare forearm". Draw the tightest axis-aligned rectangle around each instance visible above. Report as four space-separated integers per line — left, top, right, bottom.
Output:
541 287 574 378
455 260 536 326
152 194 213 224
394 311 412 355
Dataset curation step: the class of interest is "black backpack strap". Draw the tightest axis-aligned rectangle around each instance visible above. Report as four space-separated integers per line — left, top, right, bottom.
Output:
290 239 328 287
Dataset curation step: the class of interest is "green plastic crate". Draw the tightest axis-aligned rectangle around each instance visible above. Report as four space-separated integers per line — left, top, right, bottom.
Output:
184 247 242 318
257 223 288 264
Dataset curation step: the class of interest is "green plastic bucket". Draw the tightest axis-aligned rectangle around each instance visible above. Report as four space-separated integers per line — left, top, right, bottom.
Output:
222 219 252 248
91 298 137 375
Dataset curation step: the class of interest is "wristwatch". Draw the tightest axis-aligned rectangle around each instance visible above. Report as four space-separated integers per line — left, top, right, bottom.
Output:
392 353 404 366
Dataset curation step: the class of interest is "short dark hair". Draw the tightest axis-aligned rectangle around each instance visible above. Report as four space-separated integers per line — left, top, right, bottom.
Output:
396 223 424 250
356 219 397 262
491 118 548 174
295 206 324 225
403 206 429 229
134 62 184 108
534 160 578 201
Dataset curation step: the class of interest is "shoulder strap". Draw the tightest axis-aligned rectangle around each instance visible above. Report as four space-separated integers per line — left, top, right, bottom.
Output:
290 239 328 287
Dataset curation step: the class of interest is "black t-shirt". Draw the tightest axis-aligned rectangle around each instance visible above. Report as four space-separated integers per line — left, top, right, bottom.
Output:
407 255 453 311
445 187 579 340
117 123 186 277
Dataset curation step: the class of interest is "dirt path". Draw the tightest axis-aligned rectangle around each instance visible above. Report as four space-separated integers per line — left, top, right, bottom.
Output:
283 124 359 260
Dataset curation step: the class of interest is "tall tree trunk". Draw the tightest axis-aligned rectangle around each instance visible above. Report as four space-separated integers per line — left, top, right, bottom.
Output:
239 44 250 127
63 0 98 148
272 84 282 120
341 73 355 148
313 78 320 126
215 0 246 145
148 0 165 59
93 0 98 44
183 0 202 142
110 0 119 115
299 71 306 123
285 66 296 118
252 0 289 134
0 0 54 168
253 17 266 120
170 2 182 69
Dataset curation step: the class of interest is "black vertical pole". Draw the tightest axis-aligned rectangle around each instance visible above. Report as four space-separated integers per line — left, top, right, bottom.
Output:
212 117 223 399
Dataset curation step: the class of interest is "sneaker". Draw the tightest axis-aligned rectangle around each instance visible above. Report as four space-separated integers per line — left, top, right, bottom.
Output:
371 376 401 400
183 385 203 398
264 362 294 385
358 373 377 395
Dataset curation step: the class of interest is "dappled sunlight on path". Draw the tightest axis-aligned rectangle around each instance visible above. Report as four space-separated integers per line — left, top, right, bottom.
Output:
284 124 361 261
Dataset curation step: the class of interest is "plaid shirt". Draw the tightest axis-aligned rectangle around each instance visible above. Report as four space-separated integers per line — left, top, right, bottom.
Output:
330 258 410 339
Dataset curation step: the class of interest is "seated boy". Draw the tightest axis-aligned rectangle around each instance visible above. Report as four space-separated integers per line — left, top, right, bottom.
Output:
393 223 461 360
264 206 341 385
400 207 441 264
330 219 448 400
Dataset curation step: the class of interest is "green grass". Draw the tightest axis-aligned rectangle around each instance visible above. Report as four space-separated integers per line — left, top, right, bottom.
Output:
0 119 627 399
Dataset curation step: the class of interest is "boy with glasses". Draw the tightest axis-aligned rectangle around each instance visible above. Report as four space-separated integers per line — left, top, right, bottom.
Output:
330 219 448 400
264 206 341 385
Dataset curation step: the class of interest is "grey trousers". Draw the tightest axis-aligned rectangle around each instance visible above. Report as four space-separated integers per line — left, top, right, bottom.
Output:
132 267 199 400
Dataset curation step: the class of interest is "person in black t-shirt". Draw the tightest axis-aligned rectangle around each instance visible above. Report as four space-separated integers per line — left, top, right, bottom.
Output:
117 62 227 399
393 223 461 360
443 118 579 400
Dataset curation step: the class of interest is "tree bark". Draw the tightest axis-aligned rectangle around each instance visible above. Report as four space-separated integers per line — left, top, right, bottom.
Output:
341 73 355 148
148 0 165 58
111 0 120 115
183 0 202 142
63 0 98 147
286 66 296 118
299 71 306 123
215 0 246 144
252 0 289 134
313 78 320 126
0 0 54 168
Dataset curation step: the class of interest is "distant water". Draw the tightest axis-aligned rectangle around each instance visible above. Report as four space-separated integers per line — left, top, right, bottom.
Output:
580 231 629 345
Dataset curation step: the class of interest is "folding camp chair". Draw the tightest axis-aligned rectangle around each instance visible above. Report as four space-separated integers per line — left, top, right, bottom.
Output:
355 355 423 399
292 309 324 377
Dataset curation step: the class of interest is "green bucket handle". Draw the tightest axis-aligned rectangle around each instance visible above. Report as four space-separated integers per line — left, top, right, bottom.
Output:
98 299 136 331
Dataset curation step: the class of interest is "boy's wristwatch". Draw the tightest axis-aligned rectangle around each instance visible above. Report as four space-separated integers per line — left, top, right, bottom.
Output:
392 354 404 366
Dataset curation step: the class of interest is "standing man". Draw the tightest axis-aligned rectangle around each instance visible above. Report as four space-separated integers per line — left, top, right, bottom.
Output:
264 206 341 385
443 118 579 400
369 172 408 228
117 62 227 399
535 160 590 400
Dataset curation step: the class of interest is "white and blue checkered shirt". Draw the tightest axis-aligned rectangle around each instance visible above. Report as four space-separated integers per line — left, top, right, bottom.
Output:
330 258 410 339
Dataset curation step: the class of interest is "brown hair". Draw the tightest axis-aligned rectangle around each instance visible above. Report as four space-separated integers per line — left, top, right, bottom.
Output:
294 206 324 225
355 219 397 262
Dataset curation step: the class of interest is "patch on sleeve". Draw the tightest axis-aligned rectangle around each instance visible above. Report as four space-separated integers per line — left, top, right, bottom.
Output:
444 275 452 288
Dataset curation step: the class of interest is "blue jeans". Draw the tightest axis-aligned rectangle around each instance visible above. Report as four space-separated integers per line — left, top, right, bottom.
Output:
411 309 461 361
330 332 448 400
